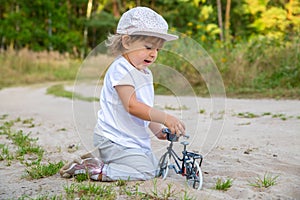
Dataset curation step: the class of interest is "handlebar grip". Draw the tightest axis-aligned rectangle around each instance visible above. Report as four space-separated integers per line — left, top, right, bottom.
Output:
162 128 178 141
162 128 189 141
162 128 171 134
162 128 189 137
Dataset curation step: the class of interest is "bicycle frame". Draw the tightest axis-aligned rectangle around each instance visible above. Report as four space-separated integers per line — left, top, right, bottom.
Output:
162 128 202 175
159 128 204 190
165 141 184 175
165 139 202 176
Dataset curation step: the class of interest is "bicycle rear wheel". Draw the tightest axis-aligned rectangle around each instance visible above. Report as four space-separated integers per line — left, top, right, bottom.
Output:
158 153 170 180
185 160 203 190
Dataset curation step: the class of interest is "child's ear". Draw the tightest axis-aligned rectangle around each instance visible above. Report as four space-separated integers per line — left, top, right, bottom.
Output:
121 35 131 49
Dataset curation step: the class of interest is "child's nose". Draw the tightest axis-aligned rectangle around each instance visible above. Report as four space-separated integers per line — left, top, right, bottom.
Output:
150 49 158 57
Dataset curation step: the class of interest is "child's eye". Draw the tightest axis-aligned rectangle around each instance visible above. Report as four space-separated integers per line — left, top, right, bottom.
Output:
145 45 152 50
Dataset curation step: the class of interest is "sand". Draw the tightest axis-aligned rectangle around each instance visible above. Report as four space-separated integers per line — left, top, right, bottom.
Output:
0 83 299 199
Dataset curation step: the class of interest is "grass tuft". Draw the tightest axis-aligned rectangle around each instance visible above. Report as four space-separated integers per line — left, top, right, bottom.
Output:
25 161 64 179
249 173 279 188
214 178 233 191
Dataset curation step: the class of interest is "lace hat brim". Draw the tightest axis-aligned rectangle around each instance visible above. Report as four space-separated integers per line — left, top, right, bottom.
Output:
119 30 178 41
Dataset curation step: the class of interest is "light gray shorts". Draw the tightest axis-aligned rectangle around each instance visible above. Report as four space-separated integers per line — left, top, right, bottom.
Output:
93 133 158 181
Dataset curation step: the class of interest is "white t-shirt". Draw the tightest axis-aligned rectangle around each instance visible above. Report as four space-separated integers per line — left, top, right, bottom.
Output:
94 56 154 151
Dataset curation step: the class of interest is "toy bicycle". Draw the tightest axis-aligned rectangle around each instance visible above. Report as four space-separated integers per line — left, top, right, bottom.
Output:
158 128 203 190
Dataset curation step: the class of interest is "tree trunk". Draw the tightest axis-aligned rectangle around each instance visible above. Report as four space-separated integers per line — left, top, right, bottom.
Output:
224 0 231 44
287 0 293 20
151 0 155 9
82 0 93 58
217 0 224 41
136 0 140 6
112 0 120 17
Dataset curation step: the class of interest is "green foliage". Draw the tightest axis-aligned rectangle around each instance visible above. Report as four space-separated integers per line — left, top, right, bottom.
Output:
249 173 279 188
64 182 116 200
249 37 300 90
214 178 233 191
87 10 118 46
0 0 299 98
25 161 64 179
244 0 300 39
74 173 89 182
0 49 80 89
0 117 65 179
237 112 259 118
212 34 300 98
0 119 44 161
1 0 299 53
0 144 14 164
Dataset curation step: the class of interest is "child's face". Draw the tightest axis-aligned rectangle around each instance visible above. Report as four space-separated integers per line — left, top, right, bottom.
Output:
123 36 165 71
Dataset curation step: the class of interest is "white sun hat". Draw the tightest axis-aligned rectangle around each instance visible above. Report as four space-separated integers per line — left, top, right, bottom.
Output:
116 7 178 41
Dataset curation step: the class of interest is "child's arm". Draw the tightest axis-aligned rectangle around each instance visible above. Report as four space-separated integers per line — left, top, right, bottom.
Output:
115 85 185 136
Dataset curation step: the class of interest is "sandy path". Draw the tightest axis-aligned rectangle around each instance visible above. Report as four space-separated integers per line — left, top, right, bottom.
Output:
0 84 299 199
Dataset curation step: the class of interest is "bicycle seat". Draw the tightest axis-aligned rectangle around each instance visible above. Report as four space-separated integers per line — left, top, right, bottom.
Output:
187 152 202 159
181 141 189 146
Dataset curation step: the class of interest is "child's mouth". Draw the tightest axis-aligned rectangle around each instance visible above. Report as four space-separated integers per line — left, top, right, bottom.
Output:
144 60 152 64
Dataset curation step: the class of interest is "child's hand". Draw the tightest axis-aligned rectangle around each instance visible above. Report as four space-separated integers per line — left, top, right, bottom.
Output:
155 130 167 140
164 114 185 137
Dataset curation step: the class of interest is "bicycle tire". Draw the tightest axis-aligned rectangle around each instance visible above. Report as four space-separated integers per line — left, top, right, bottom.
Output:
185 160 203 190
158 153 170 180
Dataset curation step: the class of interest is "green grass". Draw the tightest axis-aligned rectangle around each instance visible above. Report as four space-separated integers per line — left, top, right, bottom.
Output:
74 173 89 182
1 43 300 99
0 117 62 173
1 117 196 200
25 161 64 179
164 104 189 110
235 111 297 120
249 173 279 188
18 179 195 200
214 178 233 191
199 109 206 114
0 118 44 163
0 144 14 165
0 49 79 89
237 112 259 118
46 84 99 102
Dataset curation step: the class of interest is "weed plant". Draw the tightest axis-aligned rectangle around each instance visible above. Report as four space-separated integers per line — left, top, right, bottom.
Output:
0 117 61 179
236 111 297 121
214 178 233 191
65 182 116 200
164 104 189 110
1 117 196 200
249 173 279 188
74 173 89 182
237 112 259 118
25 161 64 179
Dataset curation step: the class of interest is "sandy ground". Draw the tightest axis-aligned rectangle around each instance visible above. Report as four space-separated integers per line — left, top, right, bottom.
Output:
0 83 299 200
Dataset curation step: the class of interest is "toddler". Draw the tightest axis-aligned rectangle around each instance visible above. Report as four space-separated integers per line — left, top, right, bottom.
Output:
60 6 185 181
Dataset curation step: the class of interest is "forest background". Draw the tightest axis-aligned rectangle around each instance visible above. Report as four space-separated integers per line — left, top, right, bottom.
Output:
0 0 299 99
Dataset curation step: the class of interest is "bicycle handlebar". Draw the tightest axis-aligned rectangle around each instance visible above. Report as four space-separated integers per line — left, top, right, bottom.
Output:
162 128 189 142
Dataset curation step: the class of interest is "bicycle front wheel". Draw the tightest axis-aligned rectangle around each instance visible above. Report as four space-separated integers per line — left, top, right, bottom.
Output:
158 153 170 180
185 160 203 190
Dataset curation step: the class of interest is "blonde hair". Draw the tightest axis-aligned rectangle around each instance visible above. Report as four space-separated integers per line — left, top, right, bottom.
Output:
105 33 165 57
